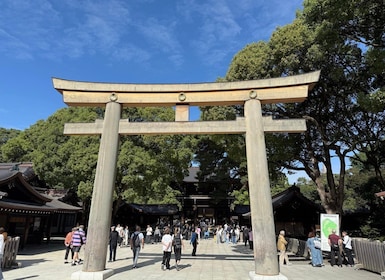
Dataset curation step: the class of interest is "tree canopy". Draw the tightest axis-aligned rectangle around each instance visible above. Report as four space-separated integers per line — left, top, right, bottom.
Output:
1 106 196 220
199 0 385 216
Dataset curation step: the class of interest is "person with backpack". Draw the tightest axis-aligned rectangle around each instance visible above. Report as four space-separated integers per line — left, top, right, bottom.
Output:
130 225 144 269
172 227 184 271
71 225 86 266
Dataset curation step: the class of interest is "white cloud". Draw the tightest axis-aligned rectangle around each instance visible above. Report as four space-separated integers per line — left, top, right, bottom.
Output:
136 18 182 54
112 45 151 63
0 0 302 68
177 0 243 66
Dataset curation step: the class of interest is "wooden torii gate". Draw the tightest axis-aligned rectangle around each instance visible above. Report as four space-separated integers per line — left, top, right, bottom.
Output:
53 71 320 280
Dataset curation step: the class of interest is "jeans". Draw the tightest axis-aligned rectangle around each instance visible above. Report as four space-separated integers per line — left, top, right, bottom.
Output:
0 255 3 280
132 247 141 267
231 235 236 244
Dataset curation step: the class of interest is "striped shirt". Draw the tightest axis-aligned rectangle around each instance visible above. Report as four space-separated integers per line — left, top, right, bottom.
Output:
72 230 86 247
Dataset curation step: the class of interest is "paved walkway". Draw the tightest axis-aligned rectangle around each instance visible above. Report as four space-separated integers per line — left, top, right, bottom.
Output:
3 238 381 280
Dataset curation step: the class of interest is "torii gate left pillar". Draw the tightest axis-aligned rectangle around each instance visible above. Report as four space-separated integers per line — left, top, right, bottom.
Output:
53 71 319 280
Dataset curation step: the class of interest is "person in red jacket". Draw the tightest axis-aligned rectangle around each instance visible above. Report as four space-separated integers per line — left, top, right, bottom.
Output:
64 227 76 264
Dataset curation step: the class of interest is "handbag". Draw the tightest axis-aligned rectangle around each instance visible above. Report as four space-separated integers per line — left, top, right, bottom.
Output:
314 239 321 249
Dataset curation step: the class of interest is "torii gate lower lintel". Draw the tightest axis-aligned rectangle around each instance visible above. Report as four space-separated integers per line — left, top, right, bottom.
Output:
54 71 320 280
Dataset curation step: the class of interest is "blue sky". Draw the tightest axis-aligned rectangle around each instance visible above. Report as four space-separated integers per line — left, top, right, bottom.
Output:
0 0 308 182
0 0 304 129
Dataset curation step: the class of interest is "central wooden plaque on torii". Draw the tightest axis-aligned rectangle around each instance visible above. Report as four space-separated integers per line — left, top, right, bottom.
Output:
53 71 320 280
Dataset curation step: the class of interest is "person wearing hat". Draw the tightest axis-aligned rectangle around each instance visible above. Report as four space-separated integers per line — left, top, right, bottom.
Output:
109 226 119 262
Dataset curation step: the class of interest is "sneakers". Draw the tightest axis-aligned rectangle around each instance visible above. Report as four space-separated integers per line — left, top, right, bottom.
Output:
71 260 82 266
161 264 166 271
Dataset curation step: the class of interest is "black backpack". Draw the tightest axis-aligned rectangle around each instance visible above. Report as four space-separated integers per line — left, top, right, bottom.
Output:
132 232 141 248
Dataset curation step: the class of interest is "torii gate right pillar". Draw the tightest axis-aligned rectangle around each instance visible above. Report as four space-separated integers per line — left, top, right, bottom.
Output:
245 99 285 279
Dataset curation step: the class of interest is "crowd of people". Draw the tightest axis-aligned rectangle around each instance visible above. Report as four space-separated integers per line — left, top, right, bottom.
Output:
62 219 249 271
62 220 356 272
305 228 355 268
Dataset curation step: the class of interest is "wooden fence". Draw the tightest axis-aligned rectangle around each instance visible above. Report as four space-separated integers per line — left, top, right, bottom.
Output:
353 238 385 274
1 236 20 269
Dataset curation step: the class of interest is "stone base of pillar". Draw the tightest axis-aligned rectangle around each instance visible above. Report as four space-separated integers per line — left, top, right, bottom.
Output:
71 269 114 280
249 271 288 280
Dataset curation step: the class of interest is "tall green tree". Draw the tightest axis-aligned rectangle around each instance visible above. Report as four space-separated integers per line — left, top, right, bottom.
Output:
0 128 21 162
223 0 385 216
2 106 196 220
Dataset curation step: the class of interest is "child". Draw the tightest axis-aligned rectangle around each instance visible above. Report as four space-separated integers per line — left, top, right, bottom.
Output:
161 227 172 270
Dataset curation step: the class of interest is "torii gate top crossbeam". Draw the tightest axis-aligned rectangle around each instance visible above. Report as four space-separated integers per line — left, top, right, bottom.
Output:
52 71 320 107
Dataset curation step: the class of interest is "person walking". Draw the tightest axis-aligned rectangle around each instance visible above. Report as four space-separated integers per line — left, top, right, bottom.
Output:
342 230 354 267
108 226 119 262
64 227 76 264
115 224 123 247
130 225 144 269
154 226 161 244
277 230 291 266
190 228 198 256
161 227 172 271
328 229 342 267
71 225 86 266
216 225 222 244
249 227 254 250
243 226 250 247
145 224 153 244
172 227 184 271
123 226 130 247
231 227 237 244
0 227 5 280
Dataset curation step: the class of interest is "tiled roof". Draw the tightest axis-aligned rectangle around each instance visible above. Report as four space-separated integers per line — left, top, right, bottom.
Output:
0 162 81 214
